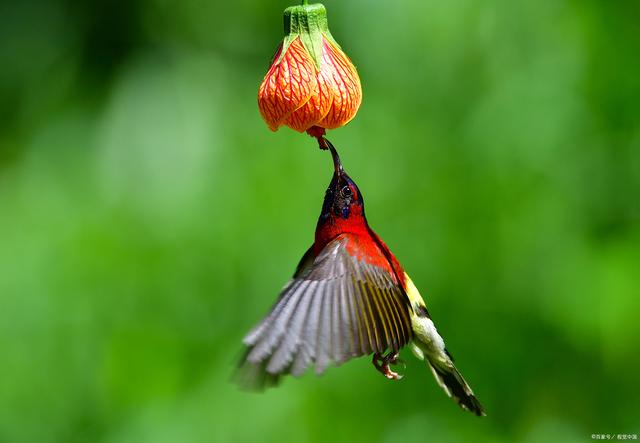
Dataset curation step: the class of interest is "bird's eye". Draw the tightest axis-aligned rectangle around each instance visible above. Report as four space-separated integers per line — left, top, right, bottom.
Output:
340 185 352 198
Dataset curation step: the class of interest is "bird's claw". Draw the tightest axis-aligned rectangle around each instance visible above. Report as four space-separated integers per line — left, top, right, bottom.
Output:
372 352 405 380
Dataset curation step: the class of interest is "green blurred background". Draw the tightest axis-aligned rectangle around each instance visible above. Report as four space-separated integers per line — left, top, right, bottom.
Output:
1 0 639 442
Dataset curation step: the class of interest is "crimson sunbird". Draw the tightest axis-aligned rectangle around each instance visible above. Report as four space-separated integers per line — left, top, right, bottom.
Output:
237 139 485 416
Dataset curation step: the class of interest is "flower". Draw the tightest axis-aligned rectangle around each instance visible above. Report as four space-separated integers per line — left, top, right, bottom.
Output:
258 2 362 134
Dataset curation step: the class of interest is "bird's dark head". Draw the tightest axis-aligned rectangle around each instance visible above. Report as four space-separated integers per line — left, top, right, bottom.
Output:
318 141 365 225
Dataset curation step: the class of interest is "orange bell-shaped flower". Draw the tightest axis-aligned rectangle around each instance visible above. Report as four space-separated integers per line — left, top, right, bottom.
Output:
258 2 362 134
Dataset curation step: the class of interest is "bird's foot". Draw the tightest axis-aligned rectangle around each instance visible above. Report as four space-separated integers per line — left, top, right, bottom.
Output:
372 351 405 380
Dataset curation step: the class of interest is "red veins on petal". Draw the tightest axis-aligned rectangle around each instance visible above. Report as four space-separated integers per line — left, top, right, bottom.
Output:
257 35 362 133
284 70 332 132
318 37 362 129
258 38 317 131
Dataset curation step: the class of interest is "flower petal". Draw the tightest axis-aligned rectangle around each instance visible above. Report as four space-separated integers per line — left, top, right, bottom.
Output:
258 38 317 131
284 69 333 132
318 37 362 129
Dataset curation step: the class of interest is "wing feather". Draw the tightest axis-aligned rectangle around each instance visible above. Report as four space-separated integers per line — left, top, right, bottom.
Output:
338 277 356 361
350 278 370 355
295 279 324 374
367 277 392 351
315 277 334 373
360 279 382 353
246 281 307 363
249 280 311 362
238 234 412 388
267 281 318 373
244 278 302 346
378 286 401 350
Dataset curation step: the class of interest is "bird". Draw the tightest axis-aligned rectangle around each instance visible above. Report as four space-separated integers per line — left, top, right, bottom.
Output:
236 138 485 416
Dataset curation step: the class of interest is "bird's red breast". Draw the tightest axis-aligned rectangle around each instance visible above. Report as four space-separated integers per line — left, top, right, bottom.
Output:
314 209 406 289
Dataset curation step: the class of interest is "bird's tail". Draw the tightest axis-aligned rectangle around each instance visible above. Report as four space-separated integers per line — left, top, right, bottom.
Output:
426 354 486 416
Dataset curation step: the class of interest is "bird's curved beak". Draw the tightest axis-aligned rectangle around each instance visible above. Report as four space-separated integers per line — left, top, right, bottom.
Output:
325 139 343 177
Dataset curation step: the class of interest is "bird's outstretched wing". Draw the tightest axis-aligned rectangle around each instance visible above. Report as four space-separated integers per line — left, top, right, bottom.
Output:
236 234 412 389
